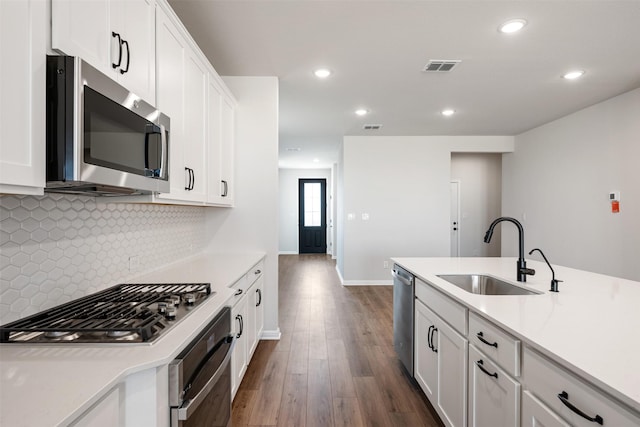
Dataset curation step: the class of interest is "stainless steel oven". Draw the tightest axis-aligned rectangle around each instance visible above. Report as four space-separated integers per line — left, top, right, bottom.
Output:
169 306 235 427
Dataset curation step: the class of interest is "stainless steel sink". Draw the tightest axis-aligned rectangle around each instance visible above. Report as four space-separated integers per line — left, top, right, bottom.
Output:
436 274 540 295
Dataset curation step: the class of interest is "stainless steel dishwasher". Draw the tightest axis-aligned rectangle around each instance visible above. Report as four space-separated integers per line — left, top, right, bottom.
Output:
392 265 415 376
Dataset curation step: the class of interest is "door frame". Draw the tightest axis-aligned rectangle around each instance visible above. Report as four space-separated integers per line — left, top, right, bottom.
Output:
298 178 327 254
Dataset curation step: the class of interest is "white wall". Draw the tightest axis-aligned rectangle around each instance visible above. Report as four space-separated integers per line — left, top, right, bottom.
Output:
451 153 502 257
503 88 640 281
206 76 280 336
278 168 332 254
340 136 514 283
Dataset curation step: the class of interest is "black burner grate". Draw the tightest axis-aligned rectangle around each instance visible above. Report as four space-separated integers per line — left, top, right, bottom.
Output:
0 283 212 343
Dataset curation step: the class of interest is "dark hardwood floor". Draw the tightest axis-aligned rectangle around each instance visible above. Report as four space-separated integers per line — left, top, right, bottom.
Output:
232 254 443 427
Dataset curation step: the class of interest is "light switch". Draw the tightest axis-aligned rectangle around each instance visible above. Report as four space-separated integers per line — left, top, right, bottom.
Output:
347 213 356 221
362 213 370 220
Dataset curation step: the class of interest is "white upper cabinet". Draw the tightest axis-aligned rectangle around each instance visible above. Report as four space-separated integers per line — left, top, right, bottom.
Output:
0 0 46 195
207 76 236 206
52 0 156 104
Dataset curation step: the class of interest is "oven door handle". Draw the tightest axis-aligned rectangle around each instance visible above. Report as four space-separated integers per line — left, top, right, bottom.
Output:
177 334 236 421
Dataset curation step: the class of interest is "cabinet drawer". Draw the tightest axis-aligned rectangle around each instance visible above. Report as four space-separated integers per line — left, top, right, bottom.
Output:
469 312 521 377
523 348 640 427
229 276 249 306
468 345 520 427
415 277 467 335
246 260 264 285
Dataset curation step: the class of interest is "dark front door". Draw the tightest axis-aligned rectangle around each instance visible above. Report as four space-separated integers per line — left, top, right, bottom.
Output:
298 179 327 254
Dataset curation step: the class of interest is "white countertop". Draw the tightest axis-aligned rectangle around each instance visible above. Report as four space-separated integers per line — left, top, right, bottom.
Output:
0 252 265 427
391 257 640 414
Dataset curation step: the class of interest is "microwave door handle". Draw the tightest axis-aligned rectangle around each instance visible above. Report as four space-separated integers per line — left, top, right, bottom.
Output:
144 124 162 177
176 335 236 421
160 124 168 180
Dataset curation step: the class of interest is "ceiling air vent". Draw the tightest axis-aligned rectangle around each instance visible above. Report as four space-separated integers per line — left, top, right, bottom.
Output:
422 60 461 72
363 124 383 130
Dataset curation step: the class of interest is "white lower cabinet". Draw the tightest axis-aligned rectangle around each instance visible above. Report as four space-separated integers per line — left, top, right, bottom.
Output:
230 258 265 399
231 291 248 398
523 347 640 427
415 297 468 427
522 390 570 427
468 344 520 427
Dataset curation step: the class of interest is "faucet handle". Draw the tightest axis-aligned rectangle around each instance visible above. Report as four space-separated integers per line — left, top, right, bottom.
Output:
520 267 536 276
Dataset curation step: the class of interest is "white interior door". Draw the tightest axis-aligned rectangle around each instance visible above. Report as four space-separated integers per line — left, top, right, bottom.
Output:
450 181 460 257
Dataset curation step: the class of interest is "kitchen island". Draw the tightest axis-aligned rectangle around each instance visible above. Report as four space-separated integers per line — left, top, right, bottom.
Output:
0 252 265 427
392 257 640 425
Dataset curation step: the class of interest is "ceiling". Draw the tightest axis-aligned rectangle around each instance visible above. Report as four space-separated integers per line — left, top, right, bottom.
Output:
168 0 640 169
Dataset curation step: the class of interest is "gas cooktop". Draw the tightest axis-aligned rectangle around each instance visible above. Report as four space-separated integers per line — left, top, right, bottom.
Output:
0 283 213 344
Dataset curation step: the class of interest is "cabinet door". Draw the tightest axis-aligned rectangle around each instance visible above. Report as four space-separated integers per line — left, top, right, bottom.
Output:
0 0 46 195
247 276 264 359
468 345 520 427
115 0 156 103
206 76 224 204
522 391 570 427
182 53 209 201
231 296 248 398
414 299 438 402
52 0 111 75
156 8 188 200
435 315 468 427
219 95 235 205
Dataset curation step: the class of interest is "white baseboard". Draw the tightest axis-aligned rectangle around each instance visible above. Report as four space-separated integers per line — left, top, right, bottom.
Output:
278 251 298 255
342 280 392 286
260 328 281 340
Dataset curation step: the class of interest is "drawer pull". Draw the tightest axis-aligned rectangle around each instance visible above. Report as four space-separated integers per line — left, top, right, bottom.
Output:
255 269 261 275
476 331 498 348
476 359 498 379
558 391 603 425
234 289 243 296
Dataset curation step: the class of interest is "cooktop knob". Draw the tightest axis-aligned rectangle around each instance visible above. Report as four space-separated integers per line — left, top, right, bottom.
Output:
184 293 196 305
165 306 177 319
168 296 180 307
158 302 167 314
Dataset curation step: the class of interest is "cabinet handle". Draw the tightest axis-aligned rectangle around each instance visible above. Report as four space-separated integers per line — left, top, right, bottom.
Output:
184 168 195 191
221 180 228 197
430 326 438 353
256 288 262 307
236 314 243 338
476 359 498 379
476 331 498 348
234 289 243 296
111 32 123 69
557 391 603 425
120 39 130 74
427 325 434 350
254 269 261 275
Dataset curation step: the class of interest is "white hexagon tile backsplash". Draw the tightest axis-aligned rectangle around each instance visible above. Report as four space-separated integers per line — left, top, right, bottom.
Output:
0 194 206 324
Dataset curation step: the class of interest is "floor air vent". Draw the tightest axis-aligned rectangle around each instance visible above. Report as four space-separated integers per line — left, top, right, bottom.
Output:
363 124 382 130
423 60 461 72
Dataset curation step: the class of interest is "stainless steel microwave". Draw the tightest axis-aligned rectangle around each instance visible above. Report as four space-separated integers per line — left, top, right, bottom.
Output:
46 56 170 196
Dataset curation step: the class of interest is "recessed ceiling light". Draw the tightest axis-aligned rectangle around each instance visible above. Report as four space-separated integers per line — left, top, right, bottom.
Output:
355 109 369 116
313 158 320 163
314 68 332 78
562 70 585 80
441 109 456 117
499 19 527 34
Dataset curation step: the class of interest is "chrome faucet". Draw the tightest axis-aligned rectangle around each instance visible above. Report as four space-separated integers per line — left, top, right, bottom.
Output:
484 217 535 282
